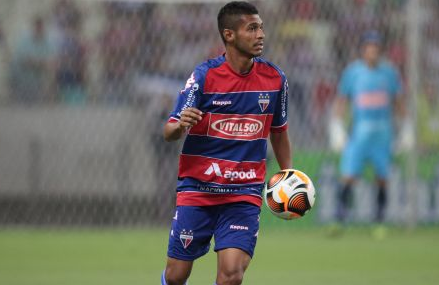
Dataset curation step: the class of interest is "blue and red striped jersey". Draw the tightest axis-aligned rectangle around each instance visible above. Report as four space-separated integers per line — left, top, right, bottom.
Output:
168 55 288 207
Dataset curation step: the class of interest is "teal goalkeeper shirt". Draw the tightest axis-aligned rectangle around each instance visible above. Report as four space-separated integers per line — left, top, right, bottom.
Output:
338 59 402 141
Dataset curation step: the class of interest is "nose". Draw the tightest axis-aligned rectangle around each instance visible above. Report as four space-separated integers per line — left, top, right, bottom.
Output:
257 28 265 39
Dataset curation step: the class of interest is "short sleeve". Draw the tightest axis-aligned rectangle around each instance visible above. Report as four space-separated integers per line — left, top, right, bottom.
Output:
168 68 205 123
270 76 288 133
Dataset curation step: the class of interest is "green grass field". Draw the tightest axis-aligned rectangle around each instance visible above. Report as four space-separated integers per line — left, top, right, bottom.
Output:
1 151 438 284
1 227 439 285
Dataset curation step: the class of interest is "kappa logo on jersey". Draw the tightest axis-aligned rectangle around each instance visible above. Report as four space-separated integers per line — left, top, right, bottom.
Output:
182 72 196 92
258 93 270 112
179 229 193 249
212 100 232 106
211 117 263 138
204 163 256 181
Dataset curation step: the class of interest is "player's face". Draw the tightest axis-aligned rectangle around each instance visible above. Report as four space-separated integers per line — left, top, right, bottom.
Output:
362 43 380 65
233 14 265 57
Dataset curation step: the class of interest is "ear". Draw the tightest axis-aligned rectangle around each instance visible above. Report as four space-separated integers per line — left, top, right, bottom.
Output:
223 29 235 44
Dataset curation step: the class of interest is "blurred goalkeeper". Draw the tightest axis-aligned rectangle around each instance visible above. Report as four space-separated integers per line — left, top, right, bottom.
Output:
329 30 412 222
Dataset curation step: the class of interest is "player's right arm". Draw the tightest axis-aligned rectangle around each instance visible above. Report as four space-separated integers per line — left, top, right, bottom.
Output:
328 64 353 152
333 96 348 118
163 68 205 142
163 108 203 142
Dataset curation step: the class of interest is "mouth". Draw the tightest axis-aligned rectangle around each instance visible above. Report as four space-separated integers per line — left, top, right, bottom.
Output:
254 42 264 50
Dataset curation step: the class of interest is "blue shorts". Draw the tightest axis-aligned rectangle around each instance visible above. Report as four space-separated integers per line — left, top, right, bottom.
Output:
167 202 260 261
341 137 392 179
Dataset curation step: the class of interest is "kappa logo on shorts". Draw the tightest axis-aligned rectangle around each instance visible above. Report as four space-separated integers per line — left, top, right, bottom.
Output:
230 224 249 231
180 229 194 249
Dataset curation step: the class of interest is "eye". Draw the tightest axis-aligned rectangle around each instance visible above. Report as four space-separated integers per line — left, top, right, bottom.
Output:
248 24 259 32
250 24 263 32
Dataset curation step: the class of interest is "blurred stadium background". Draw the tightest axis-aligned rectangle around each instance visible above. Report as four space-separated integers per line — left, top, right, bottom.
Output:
0 0 438 284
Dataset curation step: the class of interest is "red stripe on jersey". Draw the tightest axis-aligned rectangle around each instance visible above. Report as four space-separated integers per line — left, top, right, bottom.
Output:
204 62 282 93
179 154 266 185
176 192 262 207
270 122 288 133
189 113 273 140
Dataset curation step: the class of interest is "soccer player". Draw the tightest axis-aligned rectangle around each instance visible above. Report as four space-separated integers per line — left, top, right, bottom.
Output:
161 2 292 284
330 30 409 223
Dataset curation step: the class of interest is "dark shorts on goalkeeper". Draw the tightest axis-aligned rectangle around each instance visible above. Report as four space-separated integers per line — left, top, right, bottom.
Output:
167 202 261 261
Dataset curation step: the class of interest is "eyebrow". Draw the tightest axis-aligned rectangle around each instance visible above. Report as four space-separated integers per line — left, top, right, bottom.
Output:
247 21 263 27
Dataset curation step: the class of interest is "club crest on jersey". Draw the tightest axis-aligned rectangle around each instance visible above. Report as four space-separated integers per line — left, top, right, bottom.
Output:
258 94 270 112
180 229 193 249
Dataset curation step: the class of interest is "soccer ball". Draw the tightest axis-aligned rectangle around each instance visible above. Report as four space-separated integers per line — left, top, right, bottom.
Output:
264 169 316 220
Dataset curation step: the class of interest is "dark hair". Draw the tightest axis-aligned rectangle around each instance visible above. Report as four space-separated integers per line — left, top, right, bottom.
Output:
361 30 382 46
217 1 259 43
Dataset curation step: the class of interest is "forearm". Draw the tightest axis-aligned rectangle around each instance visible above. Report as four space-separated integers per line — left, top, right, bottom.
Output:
394 95 407 120
163 108 203 142
270 131 292 170
334 96 347 119
163 122 187 142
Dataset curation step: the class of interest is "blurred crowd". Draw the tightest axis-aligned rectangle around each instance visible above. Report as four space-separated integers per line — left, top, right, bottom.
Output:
0 0 438 149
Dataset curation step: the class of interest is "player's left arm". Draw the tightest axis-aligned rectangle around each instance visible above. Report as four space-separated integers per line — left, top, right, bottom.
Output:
390 64 407 120
270 74 292 170
394 93 407 119
270 131 292 170
391 66 414 151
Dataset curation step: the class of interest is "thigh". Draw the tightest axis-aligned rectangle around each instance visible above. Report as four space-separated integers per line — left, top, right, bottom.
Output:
370 141 392 179
213 202 261 258
164 257 193 284
167 206 215 261
216 247 252 283
341 140 366 179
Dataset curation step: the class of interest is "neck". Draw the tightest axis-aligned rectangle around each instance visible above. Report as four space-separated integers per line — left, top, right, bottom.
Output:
364 58 379 68
367 61 377 68
225 47 254 74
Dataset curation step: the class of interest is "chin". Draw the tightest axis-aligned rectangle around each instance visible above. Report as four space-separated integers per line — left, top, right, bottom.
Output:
252 50 263 57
